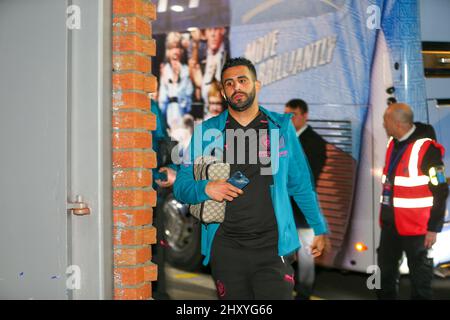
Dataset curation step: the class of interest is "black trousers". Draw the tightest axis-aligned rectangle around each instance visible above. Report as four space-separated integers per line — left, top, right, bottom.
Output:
210 236 295 300
152 190 170 300
376 226 433 300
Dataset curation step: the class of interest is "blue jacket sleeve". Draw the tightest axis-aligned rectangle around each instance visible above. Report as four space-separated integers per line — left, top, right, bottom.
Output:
286 122 329 235
173 127 211 205
151 100 168 143
167 163 179 172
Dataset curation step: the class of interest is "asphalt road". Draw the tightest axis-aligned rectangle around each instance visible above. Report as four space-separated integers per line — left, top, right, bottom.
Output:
166 264 450 300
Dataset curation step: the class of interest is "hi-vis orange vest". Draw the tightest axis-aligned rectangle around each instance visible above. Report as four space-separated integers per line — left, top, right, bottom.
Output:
381 137 445 235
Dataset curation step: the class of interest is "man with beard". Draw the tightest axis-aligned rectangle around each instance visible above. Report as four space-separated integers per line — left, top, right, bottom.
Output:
174 57 328 300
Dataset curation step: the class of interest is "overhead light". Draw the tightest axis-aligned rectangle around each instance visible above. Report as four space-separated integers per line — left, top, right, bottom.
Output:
354 242 368 252
189 0 200 8
170 5 184 12
157 0 168 12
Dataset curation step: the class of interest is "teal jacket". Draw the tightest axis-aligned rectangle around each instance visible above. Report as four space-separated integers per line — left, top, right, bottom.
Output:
173 106 328 265
151 100 178 197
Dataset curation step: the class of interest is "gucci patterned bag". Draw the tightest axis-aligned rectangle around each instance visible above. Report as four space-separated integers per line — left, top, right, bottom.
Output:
189 156 230 224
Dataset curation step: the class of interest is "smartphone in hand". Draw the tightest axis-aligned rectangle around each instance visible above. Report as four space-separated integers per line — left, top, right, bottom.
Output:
154 171 168 182
227 171 250 190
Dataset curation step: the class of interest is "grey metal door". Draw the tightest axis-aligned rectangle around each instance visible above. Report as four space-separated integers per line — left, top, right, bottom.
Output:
0 0 112 299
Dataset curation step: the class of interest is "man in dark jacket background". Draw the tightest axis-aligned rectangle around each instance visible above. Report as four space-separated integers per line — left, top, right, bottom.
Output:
285 99 327 300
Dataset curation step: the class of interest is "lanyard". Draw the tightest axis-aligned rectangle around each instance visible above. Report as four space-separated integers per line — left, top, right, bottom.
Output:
387 143 409 179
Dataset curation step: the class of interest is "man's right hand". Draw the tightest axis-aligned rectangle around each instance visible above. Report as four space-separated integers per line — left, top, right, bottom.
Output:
205 179 243 202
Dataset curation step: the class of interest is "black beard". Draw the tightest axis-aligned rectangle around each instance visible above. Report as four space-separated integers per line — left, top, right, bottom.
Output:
226 88 256 112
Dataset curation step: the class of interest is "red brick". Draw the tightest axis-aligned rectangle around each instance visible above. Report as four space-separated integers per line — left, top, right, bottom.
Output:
114 283 151 300
114 208 153 227
113 54 151 73
114 247 151 266
113 131 152 149
113 73 145 91
113 91 150 110
113 16 151 37
144 74 157 93
113 73 156 93
114 226 157 246
113 0 157 301
113 111 156 130
143 2 157 20
144 263 157 282
113 0 144 16
113 170 152 188
113 189 156 207
143 226 157 244
112 151 156 169
113 34 144 53
114 265 146 286
143 39 156 56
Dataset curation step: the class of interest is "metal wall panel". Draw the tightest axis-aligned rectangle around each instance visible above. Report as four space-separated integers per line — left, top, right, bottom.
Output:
68 0 113 300
0 0 70 299
0 0 113 299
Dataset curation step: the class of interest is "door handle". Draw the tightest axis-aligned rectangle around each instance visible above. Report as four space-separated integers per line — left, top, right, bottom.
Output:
68 195 91 216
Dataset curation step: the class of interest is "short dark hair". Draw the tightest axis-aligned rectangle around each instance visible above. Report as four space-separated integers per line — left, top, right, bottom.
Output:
286 99 308 114
221 57 257 81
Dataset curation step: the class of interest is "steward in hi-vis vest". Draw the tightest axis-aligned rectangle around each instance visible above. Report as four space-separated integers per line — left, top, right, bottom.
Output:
381 136 445 235
377 103 448 300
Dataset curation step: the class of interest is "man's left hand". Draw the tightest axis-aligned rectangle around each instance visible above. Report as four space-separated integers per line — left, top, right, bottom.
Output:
310 235 327 258
155 167 177 188
424 231 437 249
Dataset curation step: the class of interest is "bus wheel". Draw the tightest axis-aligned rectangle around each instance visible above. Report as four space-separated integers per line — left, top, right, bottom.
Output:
163 194 202 271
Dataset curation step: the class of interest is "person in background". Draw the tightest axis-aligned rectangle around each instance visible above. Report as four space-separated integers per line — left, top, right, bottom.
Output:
150 86 178 300
204 80 225 120
159 32 193 132
284 98 327 300
187 28 207 103
377 102 448 299
189 27 228 115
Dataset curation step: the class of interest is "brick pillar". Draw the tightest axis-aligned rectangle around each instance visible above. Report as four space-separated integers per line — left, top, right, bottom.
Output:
112 0 158 300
